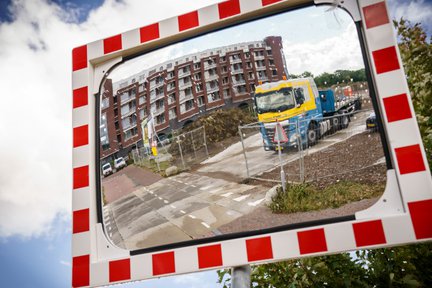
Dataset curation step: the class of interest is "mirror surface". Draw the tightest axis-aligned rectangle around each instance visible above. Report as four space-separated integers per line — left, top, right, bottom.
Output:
99 5 387 250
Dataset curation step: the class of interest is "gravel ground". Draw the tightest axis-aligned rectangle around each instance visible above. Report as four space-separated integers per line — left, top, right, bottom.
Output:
248 131 387 188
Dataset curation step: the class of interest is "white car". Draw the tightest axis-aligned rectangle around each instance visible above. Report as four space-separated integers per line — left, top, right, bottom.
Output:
102 163 113 177
114 157 126 170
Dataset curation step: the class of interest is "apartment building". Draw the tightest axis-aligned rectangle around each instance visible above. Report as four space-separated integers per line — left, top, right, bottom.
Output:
100 36 288 161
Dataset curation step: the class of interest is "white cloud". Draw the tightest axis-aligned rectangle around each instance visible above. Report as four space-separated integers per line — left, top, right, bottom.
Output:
388 0 432 32
283 22 363 76
173 273 218 288
60 260 71 267
0 0 221 238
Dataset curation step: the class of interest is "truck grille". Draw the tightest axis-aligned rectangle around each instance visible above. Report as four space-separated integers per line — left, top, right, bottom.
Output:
265 126 291 143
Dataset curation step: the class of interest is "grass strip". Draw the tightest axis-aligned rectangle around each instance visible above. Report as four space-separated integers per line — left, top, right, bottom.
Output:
269 181 385 214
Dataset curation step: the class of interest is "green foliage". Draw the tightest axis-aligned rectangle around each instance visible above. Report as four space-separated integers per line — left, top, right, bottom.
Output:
268 182 383 214
290 69 367 87
357 243 432 287
217 243 432 287
394 19 432 168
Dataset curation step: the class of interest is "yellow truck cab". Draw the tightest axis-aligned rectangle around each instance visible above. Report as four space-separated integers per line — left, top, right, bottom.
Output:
254 77 358 150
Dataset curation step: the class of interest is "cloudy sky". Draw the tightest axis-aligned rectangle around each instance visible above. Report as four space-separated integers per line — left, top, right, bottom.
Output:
0 0 431 287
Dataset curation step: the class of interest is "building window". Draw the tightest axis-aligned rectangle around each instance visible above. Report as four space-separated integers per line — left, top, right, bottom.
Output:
168 93 176 104
198 96 205 106
123 127 138 141
156 114 165 125
139 96 146 105
139 107 147 119
100 112 109 150
169 108 177 120
101 98 109 109
208 91 221 103
185 99 194 111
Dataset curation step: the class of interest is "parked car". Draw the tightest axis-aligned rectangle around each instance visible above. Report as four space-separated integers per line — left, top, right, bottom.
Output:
114 157 126 170
102 163 113 177
366 112 378 131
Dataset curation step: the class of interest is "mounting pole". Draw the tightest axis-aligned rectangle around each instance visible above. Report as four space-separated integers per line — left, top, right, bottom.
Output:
232 265 251 288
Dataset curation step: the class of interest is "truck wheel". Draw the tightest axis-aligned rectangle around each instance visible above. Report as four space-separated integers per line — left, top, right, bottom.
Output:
307 123 318 146
331 117 340 133
341 115 349 129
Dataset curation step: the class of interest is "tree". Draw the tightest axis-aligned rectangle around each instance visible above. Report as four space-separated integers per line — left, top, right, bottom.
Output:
395 19 432 167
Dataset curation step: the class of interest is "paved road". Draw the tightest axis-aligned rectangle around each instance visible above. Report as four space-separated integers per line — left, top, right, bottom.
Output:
199 110 372 178
103 172 268 250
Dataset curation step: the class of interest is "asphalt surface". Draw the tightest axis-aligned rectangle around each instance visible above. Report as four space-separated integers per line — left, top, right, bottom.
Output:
102 171 268 250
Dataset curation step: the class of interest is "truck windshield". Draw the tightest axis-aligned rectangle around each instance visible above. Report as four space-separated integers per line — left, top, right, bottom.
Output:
255 88 295 114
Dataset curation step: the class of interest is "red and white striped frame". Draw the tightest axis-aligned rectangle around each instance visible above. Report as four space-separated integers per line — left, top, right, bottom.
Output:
71 0 432 287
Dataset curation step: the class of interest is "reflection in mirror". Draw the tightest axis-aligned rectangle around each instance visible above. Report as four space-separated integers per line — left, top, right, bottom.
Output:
99 5 387 250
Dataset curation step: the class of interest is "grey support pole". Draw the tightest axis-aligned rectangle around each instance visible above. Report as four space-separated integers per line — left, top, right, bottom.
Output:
232 265 251 288
238 126 250 178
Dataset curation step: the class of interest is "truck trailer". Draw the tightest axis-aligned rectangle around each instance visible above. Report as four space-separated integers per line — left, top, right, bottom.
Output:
254 77 361 151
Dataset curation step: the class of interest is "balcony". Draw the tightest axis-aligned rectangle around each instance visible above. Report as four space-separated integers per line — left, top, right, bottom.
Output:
254 55 265 60
123 123 137 132
179 93 194 104
206 85 219 93
178 81 192 90
204 73 219 81
149 81 164 90
178 70 191 78
256 65 267 71
232 80 246 86
120 94 135 105
154 106 165 116
230 58 242 64
121 107 136 118
204 63 217 70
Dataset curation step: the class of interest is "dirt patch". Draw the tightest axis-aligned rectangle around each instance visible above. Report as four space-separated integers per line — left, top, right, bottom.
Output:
218 197 379 234
248 131 387 189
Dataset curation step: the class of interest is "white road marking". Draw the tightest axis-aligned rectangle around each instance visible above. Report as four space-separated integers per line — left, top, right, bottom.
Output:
149 191 154 194
199 185 212 191
191 185 197 188
222 192 233 197
248 198 265 207
158 197 163 200
108 226 112 231
164 200 169 204
234 194 251 202
180 210 186 214
188 214 196 219
201 222 210 229
170 205 176 209
109 233 112 238
105 220 111 225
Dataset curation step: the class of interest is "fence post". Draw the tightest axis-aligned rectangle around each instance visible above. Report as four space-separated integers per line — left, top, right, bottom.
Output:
297 119 305 183
191 130 197 159
238 126 250 178
203 126 209 159
177 136 186 170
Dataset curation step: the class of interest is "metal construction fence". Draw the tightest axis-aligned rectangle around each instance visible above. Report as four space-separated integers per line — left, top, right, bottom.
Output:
131 126 209 172
171 126 209 169
238 107 384 186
